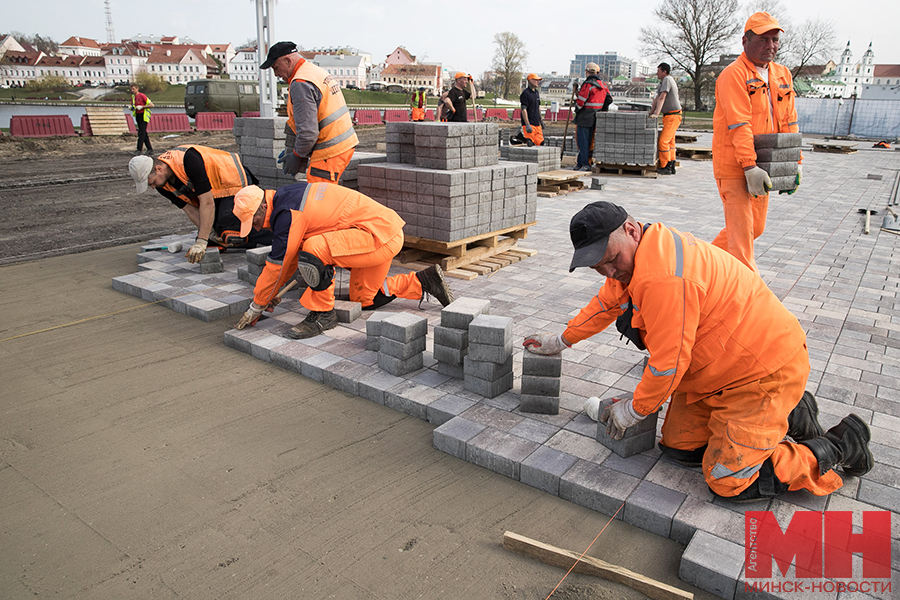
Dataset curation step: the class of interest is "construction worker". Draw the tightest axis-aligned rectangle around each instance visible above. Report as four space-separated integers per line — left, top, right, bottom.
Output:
648 63 681 175
572 63 611 171
410 87 428 121
233 183 455 339
129 84 153 156
516 73 544 146
523 201 873 502
437 72 474 122
710 13 802 273
261 41 359 184
128 146 272 263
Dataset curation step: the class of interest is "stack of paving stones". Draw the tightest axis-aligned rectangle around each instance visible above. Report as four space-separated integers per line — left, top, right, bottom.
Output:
385 122 499 169
543 135 578 157
112 233 254 322
753 132 802 192
433 297 490 378
594 395 658 457
376 312 428 376
519 353 562 415
233 116 299 190
592 112 658 165
238 245 269 285
464 314 514 399
337 151 388 191
500 145 561 172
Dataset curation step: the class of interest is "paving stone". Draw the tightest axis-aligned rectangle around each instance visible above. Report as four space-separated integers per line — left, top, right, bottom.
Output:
468 340 513 363
519 394 560 415
321 359 371 396
357 370 405 405
433 417 486 460
334 300 362 323
680 530 744 600
378 335 427 360
380 312 428 342
522 352 562 377
623 480 686 538
520 446 579 496
426 394 478 426
464 371 514 398
436 361 465 379
672 495 746 546
441 297 490 329
559 459 641 518
463 355 513 380
520 374 560 397
468 314 513 345
199 261 224 274
377 351 424 376
466 427 540 480
434 342 467 365
434 325 468 348
383 380 446 420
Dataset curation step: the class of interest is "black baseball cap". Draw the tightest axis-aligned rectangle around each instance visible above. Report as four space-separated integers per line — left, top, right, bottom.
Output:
568 201 628 272
260 41 298 69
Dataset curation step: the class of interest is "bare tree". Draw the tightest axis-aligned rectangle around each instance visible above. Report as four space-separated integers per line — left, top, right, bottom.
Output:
639 0 741 110
7 30 59 55
782 18 838 78
491 32 528 99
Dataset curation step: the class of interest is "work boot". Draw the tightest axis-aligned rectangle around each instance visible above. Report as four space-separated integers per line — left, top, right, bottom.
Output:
362 290 396 311
416 264 454 307
666 162 676 175
287 309 338 339
800 414 873 477
787 391 825 442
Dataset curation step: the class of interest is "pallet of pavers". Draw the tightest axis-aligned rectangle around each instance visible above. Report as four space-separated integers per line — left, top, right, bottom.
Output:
393 230 538 279
810 140 857 154
591 112 658 177
536 170 586 197
675 146 712 161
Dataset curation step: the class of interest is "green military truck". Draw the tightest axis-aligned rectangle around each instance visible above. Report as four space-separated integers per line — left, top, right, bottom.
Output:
184 79 260 117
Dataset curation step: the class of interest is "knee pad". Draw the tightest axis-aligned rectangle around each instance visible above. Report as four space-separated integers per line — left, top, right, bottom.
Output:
296 251 334 291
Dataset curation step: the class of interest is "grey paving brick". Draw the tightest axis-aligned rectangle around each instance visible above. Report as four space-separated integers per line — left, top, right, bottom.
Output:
521 374 561 397
464 371 514 398
441 297 490 329
434 324 468 348
383 380 446 420
426 394 478 426
466 427 540 480
436 361 465 379
680 530 744 600
299 352 343 382
199 261 224 274
468 340 513 363
433 417 487 459
559 459 641 518
623 480 686 538
380 312 428 342
463 355 513 380
672 495 746 546
468 314 513 345
434 342 467 365
522 352 562 377
519 394 560 415
378 335 427 360
377 351 424 376
520 446 579 496
321 359 371 396
334 300 362 323
357 370 406 405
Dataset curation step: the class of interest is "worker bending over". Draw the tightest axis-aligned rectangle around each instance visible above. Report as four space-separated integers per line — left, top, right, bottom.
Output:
233 183 455 339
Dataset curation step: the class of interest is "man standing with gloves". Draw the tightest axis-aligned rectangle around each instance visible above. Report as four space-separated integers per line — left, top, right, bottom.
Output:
710 12 802 273
523 201 872 503
648 63 681 175
517 73 544 147
129 84 153 156
572 63 610 172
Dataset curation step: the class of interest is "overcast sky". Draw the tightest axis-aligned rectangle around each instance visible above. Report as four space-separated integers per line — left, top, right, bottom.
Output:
7 0 899 76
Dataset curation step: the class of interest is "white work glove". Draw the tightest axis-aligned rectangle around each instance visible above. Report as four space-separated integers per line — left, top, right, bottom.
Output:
525 123 533 133
235 302 266 330
744 166 772 197
599 398 646 440
523 332 571 355
186 238 208 263
583 397 601 421
282 151 305 176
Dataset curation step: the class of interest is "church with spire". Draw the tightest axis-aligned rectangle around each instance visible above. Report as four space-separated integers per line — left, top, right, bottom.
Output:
836 41 875 97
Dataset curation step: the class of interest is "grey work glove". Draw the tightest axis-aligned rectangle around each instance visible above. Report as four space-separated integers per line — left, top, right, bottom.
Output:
744 166 773 197
522 332 571 355
186 238 208 263
599 398 646 440
525 123 533 133
282 151 306 176
235 302 266 330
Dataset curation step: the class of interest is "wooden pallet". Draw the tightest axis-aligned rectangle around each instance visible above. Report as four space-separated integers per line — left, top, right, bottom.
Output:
675 146 712 160
592 163 657 178
85 106 130 135
811 142 857 154
537 179 585 197
675 133 699 144
396 222 537 276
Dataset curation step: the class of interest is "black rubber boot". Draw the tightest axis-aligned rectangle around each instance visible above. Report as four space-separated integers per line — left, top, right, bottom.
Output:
787 391 825 442
416 264 454 307
712 458 788 503
362 290 396 311
658 442 707 467
800 414 873 477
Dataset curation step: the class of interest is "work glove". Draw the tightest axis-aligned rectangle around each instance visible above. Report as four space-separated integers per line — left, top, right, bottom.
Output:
282 150 305 176
779 164 802 196
599 398 646 440
523 332 571 355
276 149 286 164
235 302 266 330
525 123 533 134
186 238 208 263
583 396 602 422
744 166 772 197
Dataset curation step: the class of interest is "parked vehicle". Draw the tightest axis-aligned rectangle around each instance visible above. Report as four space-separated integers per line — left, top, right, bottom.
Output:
184 79 259 117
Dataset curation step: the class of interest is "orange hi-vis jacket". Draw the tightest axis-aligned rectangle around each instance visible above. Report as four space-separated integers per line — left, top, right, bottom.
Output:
713 53 800 179
252 182 405 306
287 59 359 162
158 145 249 205
562 223 807 416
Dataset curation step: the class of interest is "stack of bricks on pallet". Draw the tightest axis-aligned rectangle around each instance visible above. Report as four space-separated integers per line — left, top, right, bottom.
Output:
357 162 538 242
233 116 299 190
592 113 658 165
199 247 224 274
337 151 388 190
385 122 499 170
434 297 490 378
501 145 561 172
520 353 561 414
753 132 802 191
464 314 514 399
376 312 428 376
543 135 578 156
594 396 658 457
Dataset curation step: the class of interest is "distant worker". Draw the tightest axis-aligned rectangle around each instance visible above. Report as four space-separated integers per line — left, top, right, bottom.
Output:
411 87 428 121
572 63 611 172
437 72 474 122
513 73 544 147
711 12 801 273
649 62 681 175
232 183 455 339
128 145 272 263
260 41 359 184
129 84 154 156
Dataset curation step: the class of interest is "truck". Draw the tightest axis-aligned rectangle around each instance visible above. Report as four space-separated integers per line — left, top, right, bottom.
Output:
184 79 259 117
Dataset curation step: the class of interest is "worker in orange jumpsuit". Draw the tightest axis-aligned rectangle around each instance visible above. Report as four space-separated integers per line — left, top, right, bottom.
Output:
410 87 427 121
261 41 359 184
232 183 455 339
523 201 873 502
128 145 272 263
519 73 544 146
648 62 681 175
711 13 802 273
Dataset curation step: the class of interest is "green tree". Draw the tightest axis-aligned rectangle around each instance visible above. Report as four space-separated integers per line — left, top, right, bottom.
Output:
134 73 168 94
25 75 70 92
491 32 528 99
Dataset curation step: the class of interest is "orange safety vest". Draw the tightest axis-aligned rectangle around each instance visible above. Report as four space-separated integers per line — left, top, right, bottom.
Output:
712 53 800 179
286 59 359 162
562 223 806 416
157 145 249 206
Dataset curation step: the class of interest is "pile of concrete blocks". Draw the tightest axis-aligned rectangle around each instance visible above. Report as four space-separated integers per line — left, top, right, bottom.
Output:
199 247 224 274
338 151 388 191
233 116 299 191
239 246 269 285
500 145 561 172
376 312 428 376
520 353 562 414
464 314 514 398
753 133 802 192
594 395 658 457
543 135 578 157
434 297 490 378
592 113 658 166
386 122 499 170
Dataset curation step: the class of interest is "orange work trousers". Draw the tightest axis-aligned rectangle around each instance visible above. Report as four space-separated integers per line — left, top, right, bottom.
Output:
307 147 355 184
298 230 423 312
411 107 426 121
659 344 842 498
523 124 544 146
711 177 769 273
658 113 681 167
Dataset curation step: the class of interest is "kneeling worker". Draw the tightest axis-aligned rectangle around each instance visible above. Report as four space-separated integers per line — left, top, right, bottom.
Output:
233 183 455 339
129 145 272 262
524 201 873 502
